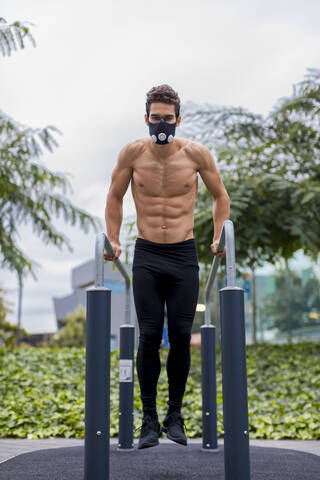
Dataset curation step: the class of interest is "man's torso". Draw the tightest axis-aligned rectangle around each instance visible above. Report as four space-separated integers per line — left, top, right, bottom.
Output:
129 137 201 244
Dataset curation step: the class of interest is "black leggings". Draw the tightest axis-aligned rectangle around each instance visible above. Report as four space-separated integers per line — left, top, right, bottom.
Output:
132 237 199 413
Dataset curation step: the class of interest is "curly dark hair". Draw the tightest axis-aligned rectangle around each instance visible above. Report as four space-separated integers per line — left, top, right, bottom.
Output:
146 84 180 118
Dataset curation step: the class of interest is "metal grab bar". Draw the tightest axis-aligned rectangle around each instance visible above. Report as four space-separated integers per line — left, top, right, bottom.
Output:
95 232 132 325
204 220 236 325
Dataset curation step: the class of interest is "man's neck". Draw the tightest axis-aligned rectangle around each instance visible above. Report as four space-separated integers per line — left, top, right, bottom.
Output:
148 137 179 159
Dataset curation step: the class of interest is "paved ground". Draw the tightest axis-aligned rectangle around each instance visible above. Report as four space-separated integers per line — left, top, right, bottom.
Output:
2 443 320 480
0 438 319 464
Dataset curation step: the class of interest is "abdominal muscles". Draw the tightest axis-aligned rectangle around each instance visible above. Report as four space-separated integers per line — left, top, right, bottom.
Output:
131 167 198 243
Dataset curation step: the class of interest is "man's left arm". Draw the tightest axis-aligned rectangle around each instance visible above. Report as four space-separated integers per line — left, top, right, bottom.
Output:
197 145 230 257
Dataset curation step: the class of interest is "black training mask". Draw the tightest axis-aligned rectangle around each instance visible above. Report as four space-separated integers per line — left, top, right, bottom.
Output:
148 118 177 145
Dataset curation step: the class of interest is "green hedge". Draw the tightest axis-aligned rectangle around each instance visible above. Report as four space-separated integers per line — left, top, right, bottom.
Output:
0 343 319 440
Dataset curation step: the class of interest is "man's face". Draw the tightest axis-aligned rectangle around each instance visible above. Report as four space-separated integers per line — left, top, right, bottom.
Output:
145 102 181 126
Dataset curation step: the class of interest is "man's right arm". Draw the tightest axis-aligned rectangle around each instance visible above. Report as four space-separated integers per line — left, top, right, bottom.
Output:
104 144 133 260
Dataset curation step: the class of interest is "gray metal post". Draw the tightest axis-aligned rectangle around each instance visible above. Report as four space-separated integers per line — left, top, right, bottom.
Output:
220 287 251 480
118 324 135 450
84 287 111 480
201 324 218 451
202 220 251 478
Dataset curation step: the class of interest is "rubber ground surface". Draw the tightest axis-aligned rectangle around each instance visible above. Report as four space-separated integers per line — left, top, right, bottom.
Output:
0 443 319 479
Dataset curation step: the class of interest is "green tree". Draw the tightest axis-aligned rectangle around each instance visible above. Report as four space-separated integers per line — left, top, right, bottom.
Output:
194 172 320 268
1 17 102 279
0 18 102 345
47 305 86 348
261 268 320 342
0 17 35 56
182 68 320 184
180 68 320 342
0 284 29 348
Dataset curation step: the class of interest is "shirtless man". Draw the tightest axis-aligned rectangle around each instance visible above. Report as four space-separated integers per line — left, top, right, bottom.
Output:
105 84 230 449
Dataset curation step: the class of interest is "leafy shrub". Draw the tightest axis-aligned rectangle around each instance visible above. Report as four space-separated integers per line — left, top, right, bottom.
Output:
0 342 319 439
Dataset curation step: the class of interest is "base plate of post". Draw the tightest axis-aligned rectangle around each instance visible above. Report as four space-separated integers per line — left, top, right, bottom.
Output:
201 447 220 453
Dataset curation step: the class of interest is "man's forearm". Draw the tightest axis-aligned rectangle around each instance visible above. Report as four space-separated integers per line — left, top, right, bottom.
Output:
105 194 123 243
212 194 230 241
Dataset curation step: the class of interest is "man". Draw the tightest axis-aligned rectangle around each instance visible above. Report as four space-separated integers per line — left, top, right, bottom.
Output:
105 84 230 449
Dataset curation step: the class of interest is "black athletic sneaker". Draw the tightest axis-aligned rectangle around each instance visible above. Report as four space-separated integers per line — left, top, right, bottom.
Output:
160 411 187 446
137 414 161 449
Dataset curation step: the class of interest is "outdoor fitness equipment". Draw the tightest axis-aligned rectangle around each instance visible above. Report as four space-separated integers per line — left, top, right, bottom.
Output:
84 233 135 480
84 219 251 480
200 220 251 479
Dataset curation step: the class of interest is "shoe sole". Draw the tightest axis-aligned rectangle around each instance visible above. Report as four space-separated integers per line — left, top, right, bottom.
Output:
138 436 160 450
160 426 187 446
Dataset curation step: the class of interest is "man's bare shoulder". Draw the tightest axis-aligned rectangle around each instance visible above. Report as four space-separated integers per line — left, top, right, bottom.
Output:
117 139 146 167
180 138 211 169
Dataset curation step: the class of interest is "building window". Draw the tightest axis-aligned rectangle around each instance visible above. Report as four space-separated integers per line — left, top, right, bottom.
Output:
111 335 117 351
103 280 126 294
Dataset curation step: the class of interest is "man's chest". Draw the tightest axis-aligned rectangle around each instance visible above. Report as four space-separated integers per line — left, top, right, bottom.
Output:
131 154 198 198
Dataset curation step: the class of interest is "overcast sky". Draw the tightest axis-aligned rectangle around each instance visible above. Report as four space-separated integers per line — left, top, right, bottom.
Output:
1 0 320 333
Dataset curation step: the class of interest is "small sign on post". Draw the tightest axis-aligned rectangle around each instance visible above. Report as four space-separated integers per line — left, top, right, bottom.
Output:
119 359 133 382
